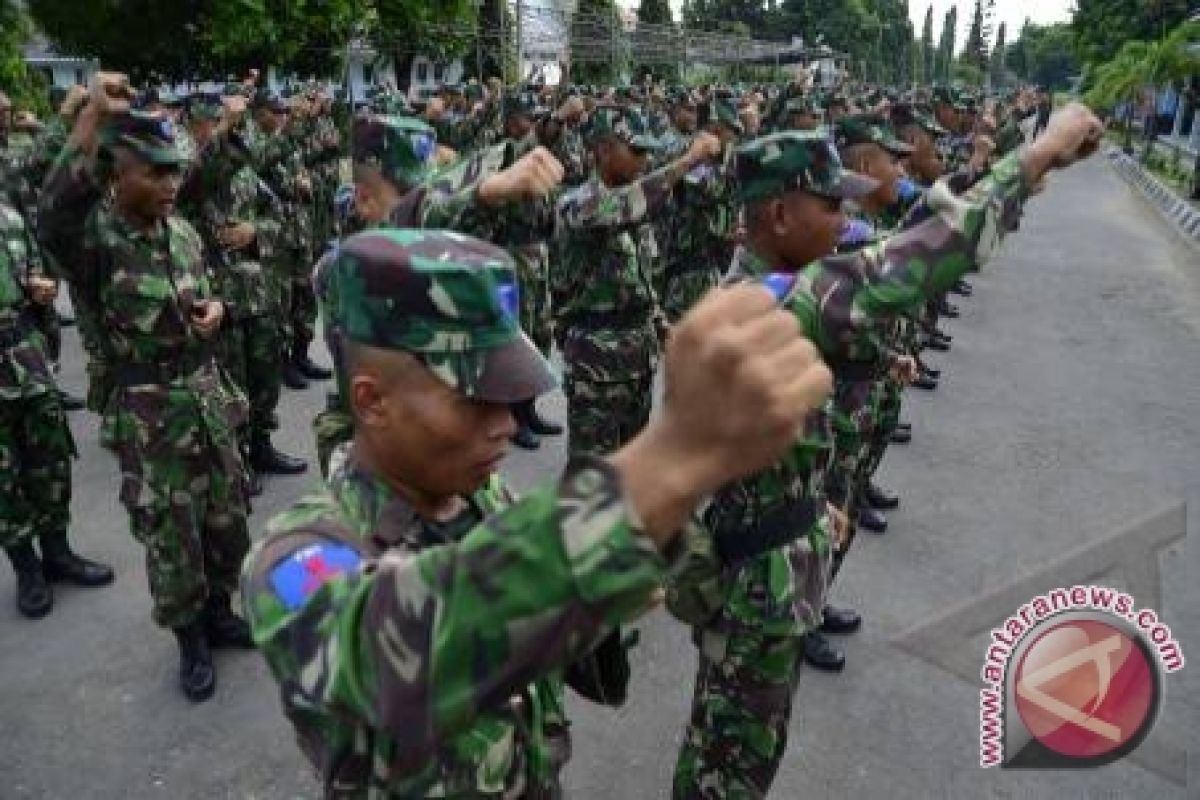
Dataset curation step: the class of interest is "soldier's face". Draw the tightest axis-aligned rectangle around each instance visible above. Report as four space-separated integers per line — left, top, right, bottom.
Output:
112 155 181 222
505 113 533 141
775 190 845 265
673 105 697 132
351 350 518 498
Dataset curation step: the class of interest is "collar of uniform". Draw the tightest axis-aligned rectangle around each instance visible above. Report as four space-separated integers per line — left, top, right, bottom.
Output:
108 207 171 245
726 245 774 281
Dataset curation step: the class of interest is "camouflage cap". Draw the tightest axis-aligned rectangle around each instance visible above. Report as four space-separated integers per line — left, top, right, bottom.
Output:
889 103 948 137
251 88 289 112
931 86 967 111
833 115 914 156
315 228 557 403
502 90 546 120
351 114 437 190
711 97 744 134
186 92 224 121
585 105 661 151
734 130 879 203
101 111 183 166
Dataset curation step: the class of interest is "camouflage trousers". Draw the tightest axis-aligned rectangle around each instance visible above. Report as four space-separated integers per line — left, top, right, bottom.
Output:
563 373 653 456
827 377 881 573
860 377 902 482
673 626 805 799
26 302 61 364
283 275 318 356
221 315 283 440
662 265 720 323
110 390 249 629
514 244 554 355
0 389 72 549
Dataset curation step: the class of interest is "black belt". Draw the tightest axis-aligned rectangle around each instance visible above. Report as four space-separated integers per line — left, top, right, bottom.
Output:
562 307 652 329
829 360 883 382
706 495 819 565
112 345 217 387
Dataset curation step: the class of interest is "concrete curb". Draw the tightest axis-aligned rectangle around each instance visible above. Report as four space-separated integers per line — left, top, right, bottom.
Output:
1105 146 1200 248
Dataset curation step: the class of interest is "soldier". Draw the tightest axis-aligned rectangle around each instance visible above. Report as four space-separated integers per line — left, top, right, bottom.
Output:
660 96 742 323
671 105 1105 797
249 88 330 398
39 73 257 702
311 113 566 475
553 106 721 458
1 197 112 618
241 226 833 798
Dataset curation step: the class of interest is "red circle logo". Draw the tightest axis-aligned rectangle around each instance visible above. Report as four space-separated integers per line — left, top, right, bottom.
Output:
1013 618 1156 760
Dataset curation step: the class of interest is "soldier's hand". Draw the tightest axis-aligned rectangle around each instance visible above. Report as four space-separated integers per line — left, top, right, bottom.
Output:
658 285 830 493
827 502 850 549
610 285 831 545
685 132 721 166
479 146 563 206
221 94 248 118
969 135 995 170
88 71 134 118
218 222 256 251
424 97 447 121
28 276 58 305
61 84 89 116
1025 102 1103 180
190 300 225 338
556 95 586 124
890 355 918 385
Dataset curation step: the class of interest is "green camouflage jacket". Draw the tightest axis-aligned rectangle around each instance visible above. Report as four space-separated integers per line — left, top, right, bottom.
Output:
691 149 1030 635
667 146 738 276
552 167 677 380
248 121 313 253
37 143 249 451
242 451 675 798
0 201 54 400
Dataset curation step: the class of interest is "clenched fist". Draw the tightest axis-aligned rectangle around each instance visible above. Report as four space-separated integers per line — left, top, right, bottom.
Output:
685 131 722 166
479 146 564 206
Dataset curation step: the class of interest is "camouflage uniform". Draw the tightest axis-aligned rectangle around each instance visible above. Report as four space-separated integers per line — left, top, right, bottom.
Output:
38 114 250 629
0 201 72 553
312 116 519 475
552 107 672 457
243 229 677 797
661 100 741 322
672 132 1034 798
193 129 285 449
249 92 316 369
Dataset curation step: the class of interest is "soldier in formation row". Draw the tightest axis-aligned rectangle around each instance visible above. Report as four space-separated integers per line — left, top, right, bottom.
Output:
1 66 1092 798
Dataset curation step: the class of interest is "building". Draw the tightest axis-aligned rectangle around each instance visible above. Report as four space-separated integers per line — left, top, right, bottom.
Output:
22 35 97 89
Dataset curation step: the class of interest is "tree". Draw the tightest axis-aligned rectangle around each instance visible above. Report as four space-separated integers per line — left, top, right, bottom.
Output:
1009 22 1078 91
989 22 1007 88
935 4 957 83
919 4 935 85
570 0 621 85
634 0 679 81
1072 0 1193 69
0 0 48 114
962 0 989 73
638 0 673 26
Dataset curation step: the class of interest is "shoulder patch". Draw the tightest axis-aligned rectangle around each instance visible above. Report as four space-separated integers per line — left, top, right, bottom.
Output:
269 541 363 611
763 272 796 302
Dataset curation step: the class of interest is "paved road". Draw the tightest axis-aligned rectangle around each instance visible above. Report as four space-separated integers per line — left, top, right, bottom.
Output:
2 157 1197 799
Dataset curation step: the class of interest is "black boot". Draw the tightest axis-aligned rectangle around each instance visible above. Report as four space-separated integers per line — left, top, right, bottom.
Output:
864 482 900 510
246 467 263 497
890 427 913 444
523 399 563 437
203 590 254 649
172 622 216 702
250 436 308 475
5 542 53 618
917 362 941 379
858 506 889 534
938 301 960 318
56 389 85 412
281 362 308 390
923 334 950 352
911 373 939 391
820 605 863 635
58 310 76 327
39 531 114 587
293 349 332 381
803 630 846 672
951 279 973 296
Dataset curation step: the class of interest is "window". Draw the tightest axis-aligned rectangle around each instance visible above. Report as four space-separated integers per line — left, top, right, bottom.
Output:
416 61 429 82
433 62 443 81
75 67 85 85
363 63 375 85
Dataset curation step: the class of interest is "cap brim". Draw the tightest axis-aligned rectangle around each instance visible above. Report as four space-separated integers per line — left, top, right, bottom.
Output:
472 333 558 403
629 135 663 152
882 139 915 156
827 169 879 200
